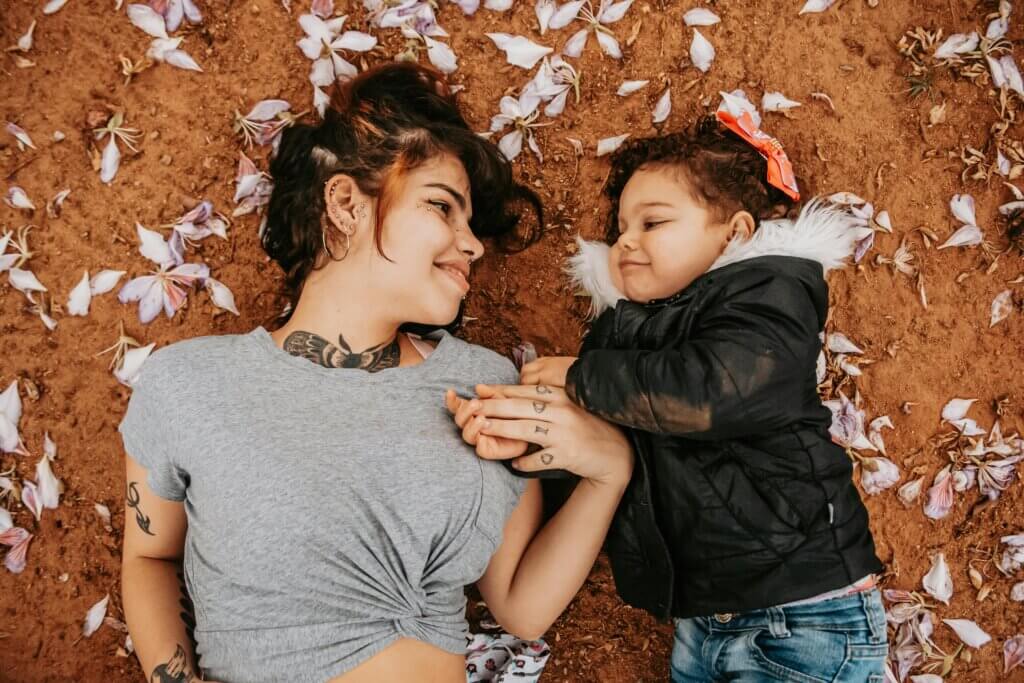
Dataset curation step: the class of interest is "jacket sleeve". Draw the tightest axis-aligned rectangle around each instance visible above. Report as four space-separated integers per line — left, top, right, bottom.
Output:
565 270 822 440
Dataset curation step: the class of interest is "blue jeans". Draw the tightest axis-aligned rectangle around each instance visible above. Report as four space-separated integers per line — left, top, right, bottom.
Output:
670 589 889 682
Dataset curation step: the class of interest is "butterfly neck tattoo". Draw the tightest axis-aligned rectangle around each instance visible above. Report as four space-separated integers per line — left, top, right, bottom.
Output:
282 330 401 372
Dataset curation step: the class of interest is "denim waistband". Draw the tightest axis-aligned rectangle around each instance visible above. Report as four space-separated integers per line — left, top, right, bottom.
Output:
685 589 886 643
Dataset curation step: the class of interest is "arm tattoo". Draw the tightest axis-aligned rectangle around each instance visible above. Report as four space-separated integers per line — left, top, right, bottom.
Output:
150 644 196 683
126 481 155 536
540 452 554 465
532 401 546 414
536 385 552 394
282 330 400 372
176 566 197 647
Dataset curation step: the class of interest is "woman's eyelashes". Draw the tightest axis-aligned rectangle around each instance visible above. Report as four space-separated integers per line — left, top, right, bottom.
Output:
426 199 452 217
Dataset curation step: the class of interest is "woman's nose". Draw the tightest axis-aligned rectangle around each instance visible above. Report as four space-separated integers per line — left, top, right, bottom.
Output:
459 227 484 263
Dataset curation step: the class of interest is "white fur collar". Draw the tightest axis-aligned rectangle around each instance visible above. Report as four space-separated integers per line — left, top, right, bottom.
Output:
566 199 865 318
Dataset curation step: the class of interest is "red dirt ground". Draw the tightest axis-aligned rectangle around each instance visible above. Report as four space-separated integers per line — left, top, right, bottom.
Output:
2 0 1023 681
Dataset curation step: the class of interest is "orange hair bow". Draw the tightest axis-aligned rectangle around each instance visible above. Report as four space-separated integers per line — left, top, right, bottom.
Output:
715 109 800 201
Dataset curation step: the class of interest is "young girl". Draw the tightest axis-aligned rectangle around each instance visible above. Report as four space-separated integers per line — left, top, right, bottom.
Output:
457 113 888 681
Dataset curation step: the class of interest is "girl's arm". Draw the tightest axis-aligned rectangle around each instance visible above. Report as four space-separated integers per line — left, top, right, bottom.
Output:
448 386 632 639
122 455 213 683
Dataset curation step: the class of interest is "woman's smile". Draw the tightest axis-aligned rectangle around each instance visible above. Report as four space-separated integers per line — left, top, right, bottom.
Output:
435 259 471 294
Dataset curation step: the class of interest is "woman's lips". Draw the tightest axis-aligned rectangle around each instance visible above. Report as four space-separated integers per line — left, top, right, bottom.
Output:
436 264 470 294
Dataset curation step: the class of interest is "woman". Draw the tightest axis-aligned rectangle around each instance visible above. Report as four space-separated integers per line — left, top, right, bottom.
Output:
120 63 633 683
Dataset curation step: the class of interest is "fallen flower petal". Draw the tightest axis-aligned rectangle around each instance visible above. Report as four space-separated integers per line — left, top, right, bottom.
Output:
67 271 92 316
652 88 671 124
562 27 589 57
486 33 553 69
14 21 36 52
898 477 924 507
424 35 458 74
43 0 70 14
100 136 121 184
617 79 648 96
597 133 629 156
690 28 715 73
90 270 126 296
9 268 47 294
717 89 760 127
595 30 622 58
136 223 175 267
923 465 955 520
683 7 719 25
127 4 169 39
598 0 633 23
5 122 35 150
799 0 836 14
933 32 979 59
115 343 156 386
1006 635 1024 674
21 480 42 521
46 189 72 218
36 447 62 510
938 224 983 249
163 48 203 72
1012 582 1024 601
0 527 32 573
943 619 991 648
83 594 110 638
868 416 894 455
206 278 240 315
950 193 977 226
991 289 1014 327
861 456 900 495
246 99 292 122
827 332 863 354
4 186 35 211
909 675 942 683
0 380 23 454
923 552 953 604
762 92 801 112
941 398 976 422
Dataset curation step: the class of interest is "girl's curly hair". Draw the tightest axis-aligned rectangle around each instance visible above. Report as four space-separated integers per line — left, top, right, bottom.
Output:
601 114 799 244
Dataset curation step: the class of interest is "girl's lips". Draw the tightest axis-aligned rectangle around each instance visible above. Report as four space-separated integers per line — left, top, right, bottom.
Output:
436 264 470 294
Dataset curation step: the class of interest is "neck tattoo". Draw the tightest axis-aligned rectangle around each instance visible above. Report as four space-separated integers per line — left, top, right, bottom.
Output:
283 330 401 372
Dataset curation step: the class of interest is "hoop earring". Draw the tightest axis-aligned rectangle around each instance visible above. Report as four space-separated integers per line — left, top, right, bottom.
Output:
322 230 350 261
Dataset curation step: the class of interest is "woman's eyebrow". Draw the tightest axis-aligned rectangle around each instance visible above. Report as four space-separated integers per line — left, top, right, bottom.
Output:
425 182 468 211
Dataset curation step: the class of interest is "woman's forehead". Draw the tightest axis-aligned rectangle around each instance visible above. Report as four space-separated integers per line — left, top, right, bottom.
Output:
409 154 471 194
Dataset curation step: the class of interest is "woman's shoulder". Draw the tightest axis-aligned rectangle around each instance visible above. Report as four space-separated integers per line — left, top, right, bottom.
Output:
440 334 519 385
136 330 258 388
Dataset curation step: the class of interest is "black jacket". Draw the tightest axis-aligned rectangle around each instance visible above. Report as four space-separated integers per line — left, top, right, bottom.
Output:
564 202 883 619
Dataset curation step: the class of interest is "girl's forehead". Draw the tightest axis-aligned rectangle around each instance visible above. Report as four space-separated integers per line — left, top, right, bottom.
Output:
621 167 693 209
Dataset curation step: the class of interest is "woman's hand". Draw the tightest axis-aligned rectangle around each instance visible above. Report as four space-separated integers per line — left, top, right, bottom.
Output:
519 356 577 388
448 383 633 487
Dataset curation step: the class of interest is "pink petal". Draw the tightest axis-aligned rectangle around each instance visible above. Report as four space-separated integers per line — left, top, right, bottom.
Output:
1006 635 1024 674
1 527 32 573
21 481 42 521
923 465 955 520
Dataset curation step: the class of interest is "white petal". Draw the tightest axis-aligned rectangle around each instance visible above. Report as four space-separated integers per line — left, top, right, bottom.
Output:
999 55 1024 95
938 224 983 249
246 99 291 121
0 380 22 437
535 0 556 32
923 552 953 604
989 55 1007 88
910 676 944 683
43 0 69 13
309 57 335 87
718 89 760 127
942 398 976 422
827 191 866 206
597 133 630 156
136 223 174 266
146 36 182 61
652 88 672 123
498 130 524 160
484 0 513 9
690 28 715 72
9 268 46 293
425 36 458 74
43 432 56 460
0 507 10 532
595 30 622 58
100 136 121 184
762 91 802 111
35 453 61 509
90 270 126 295
874 210 893 232
127 4 169 39
206 278 240 315
562 28 589 58
544 89 570 117
115 343 156 386
16 21 36 51
4 186 35 211
313 86 331 118
942 619 991 648
998 150 1011 176
332 30 377 52
987 16 1009 40
6 122 36 150
83 595 109 638
933 32 980 59
486 33 553 69
991 289 1014 327
897 477 924 507
298 13 331 42
617 79 649 96
164 49 203 72
67 271 92 316
827 332 863 354
950 193 977 225
799 0 837 14
683 7 720 25
550 0 584 29
598 0 633 23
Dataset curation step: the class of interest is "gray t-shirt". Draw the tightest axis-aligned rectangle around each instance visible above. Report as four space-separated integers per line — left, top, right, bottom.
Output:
119 327 526 683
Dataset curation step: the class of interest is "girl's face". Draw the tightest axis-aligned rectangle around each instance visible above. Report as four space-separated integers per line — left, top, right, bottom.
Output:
608 166 741 303
327 153 484 327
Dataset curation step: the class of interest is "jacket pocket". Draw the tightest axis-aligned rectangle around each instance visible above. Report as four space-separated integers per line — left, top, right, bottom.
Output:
700 456 808 556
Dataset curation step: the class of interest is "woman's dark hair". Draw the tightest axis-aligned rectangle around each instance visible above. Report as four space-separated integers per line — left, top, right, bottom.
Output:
263 61 542 318
601 114 799 244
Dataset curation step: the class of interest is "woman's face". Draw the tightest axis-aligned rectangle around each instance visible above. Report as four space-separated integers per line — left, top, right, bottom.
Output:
346 153 484 327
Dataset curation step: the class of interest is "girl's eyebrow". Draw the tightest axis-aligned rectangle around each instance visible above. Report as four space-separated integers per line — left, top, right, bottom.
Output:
634 201 675 209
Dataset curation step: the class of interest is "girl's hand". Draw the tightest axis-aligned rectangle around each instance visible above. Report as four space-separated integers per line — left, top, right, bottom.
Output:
468 384 633 486
445 387 530 459
520 356 577 388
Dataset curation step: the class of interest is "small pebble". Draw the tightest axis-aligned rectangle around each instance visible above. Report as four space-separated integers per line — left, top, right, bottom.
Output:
52 130 65 142
160 154 173 166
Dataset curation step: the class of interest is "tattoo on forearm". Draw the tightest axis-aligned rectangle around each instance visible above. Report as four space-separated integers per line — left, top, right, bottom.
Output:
282 330 400 372
540 452 554 465
532 401 545 414
150 644 196 683
126 482 155 536
536 385 552 394
535 425 549 435
177 567 196 646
